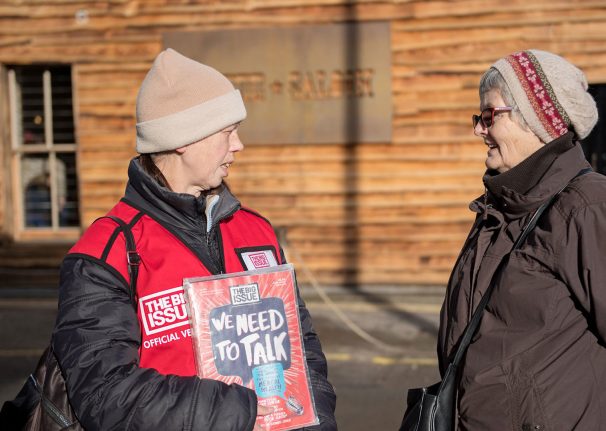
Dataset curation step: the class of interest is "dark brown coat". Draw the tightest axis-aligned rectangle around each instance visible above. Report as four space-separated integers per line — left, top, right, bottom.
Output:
439 134 606 430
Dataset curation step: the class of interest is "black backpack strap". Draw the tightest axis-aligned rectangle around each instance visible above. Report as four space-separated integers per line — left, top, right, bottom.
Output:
99 214 142 307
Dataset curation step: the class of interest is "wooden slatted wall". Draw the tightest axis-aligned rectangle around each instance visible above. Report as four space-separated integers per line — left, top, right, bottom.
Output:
1 0 606 287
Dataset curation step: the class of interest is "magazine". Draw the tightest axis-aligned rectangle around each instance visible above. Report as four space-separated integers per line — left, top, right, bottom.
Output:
183 264 319 431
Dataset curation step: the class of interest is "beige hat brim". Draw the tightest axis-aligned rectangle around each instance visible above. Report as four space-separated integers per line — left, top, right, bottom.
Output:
136 90 246 154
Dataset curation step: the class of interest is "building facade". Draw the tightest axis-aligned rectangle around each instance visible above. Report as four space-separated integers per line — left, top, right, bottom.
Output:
1 0 605 288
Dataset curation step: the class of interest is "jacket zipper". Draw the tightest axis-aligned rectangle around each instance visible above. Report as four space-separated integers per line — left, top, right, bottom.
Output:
30 374 74 427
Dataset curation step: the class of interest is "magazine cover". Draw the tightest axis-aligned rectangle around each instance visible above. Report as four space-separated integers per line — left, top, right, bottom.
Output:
183 264 319 431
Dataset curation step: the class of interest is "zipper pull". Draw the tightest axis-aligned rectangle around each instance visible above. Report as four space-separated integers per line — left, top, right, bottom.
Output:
483 188 489 221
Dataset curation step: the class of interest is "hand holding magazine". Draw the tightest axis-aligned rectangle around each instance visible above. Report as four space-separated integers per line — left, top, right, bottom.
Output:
183 264 319 431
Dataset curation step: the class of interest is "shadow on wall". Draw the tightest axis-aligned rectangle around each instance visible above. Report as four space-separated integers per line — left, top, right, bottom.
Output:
341 3 439 338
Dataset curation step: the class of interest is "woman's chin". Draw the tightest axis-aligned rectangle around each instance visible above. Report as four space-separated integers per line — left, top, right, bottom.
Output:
485 156 503 172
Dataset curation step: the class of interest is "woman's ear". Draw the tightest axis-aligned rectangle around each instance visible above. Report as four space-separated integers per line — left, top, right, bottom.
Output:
175 145 187 154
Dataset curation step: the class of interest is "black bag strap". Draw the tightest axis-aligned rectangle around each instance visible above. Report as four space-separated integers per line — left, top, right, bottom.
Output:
101 215 141 307
451 167 592 367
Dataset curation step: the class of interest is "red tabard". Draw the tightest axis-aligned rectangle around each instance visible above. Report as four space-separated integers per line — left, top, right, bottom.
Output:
68 201 283 376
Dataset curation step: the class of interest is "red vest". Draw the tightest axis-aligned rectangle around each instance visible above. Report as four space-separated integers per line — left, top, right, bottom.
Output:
69 200 283 376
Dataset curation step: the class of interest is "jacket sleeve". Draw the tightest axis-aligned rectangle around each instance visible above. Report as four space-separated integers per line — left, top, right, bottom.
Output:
52 256 257 431
296 291 338 431
559 200 606 342
279 246 337 431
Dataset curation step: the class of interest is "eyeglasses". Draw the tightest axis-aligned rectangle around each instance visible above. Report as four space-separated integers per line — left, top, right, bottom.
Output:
472 107 513 129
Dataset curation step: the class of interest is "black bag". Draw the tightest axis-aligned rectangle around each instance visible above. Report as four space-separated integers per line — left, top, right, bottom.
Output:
399 362 458 431
397 170 588 431
0 216 139 431
0 346 85 430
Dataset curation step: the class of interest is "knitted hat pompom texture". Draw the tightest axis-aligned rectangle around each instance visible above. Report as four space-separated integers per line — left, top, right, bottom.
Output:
491 49 598 143
136 48 246 154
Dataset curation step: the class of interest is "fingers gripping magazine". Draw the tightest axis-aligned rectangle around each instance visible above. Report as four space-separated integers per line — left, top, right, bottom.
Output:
183 264 319 431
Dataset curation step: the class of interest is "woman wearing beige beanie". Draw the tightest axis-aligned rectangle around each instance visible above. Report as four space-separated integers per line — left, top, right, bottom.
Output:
437 50 606 430
49 49 337 430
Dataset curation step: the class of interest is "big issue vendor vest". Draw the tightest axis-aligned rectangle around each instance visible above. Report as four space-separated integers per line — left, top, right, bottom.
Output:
68 200 283 376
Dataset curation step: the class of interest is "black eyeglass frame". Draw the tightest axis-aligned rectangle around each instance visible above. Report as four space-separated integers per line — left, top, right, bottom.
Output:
472 106 513 129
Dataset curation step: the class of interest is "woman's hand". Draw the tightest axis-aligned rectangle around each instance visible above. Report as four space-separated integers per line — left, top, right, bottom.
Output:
254 405 274 430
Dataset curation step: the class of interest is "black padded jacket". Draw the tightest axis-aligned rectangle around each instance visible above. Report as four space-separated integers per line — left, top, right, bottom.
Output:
52 158 337 430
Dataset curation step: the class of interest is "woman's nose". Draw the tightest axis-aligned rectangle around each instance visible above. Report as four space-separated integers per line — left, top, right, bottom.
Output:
230 131 244 152
474 121 487 137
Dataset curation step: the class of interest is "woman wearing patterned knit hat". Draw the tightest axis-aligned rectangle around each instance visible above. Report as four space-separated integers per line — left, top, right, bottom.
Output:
50 49 337 430
437 50 606 430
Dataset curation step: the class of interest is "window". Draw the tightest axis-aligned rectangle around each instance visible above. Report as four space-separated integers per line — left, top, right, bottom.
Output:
582 85 606 175
7 65 80 237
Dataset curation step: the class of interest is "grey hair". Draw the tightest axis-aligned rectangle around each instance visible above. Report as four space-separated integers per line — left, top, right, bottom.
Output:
479 67 529 131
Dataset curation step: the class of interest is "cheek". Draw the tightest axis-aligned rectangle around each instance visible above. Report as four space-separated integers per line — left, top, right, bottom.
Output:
490 128 515 154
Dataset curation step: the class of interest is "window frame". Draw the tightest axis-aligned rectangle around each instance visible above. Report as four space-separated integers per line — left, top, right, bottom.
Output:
6 65 81 242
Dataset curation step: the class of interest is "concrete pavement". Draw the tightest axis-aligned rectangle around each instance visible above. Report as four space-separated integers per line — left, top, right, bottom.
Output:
0 285 445 430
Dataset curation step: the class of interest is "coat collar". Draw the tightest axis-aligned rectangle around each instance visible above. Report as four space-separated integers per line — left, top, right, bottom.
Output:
472 132 591 220
124 157 240 230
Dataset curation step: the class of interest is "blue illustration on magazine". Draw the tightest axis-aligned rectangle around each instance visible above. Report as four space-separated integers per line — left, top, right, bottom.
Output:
253 363 286 398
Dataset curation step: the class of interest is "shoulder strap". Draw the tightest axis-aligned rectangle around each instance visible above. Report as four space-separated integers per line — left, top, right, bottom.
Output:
451 167 592 367
100 215 141 308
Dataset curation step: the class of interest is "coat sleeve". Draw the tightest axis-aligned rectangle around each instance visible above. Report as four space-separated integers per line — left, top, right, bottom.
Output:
279 248 337 431
296 292 338 430
52 256 257 431
559 200 606 343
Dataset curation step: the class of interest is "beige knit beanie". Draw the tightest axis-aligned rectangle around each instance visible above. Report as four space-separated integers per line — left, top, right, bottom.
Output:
492 49 598 143
136 48 246 153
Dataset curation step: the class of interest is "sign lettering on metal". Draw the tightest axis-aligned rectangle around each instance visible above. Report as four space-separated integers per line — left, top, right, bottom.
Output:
163 22 391 144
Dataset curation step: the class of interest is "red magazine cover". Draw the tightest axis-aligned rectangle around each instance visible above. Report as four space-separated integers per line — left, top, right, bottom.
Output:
183 264 319 431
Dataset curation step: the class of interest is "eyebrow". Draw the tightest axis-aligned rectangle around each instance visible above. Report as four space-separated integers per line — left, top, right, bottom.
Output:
224 123 240 132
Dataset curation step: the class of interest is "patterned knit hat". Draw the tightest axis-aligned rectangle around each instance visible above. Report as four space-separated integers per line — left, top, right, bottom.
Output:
135 48 246 154
492 49 598 143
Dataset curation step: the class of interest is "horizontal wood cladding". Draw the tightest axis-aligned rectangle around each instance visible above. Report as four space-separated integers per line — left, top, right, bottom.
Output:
2 0 605 287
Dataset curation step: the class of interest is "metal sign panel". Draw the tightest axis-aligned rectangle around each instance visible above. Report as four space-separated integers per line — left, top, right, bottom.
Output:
163 22 391 144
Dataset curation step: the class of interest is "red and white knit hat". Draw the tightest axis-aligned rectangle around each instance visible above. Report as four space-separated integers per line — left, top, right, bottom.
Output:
492 49 598 143
135 48 246 154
